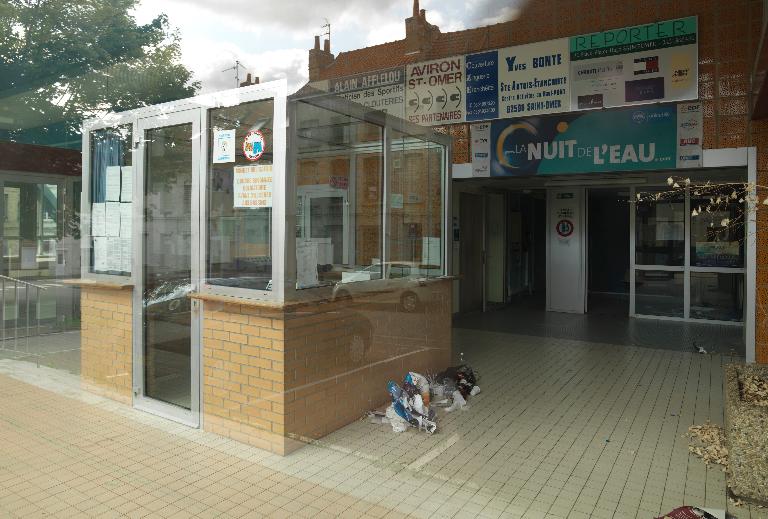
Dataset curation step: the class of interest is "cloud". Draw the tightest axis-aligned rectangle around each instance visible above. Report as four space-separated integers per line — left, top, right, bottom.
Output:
180 38 308 94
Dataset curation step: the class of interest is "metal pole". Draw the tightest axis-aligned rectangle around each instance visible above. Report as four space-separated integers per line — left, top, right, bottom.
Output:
0 279 4 348
14 281 18 351
36 287 41 338
25 284 30 353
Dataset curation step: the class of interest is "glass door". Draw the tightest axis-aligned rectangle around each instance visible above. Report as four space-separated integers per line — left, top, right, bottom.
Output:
134 110 201 426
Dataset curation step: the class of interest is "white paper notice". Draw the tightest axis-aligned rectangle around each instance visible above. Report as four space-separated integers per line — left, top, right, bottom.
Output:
213 129 236 163
91 203 106 237
296 242 319 289
105 166 121 201
105 202 121 237
119 238 131 273
120 166 133 202
93 237 108 272
106 237 121 272
120 202 132 238
233 165 273 208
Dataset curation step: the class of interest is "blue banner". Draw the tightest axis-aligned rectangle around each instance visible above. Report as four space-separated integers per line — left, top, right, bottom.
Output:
466 51 498 121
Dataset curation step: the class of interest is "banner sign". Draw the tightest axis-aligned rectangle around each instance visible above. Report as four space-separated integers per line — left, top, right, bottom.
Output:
406 56 466 125
328 67 405 119
472 102 702 177
497 38 570 118
466 51 499 121
312 17 697 127
569 17 698 110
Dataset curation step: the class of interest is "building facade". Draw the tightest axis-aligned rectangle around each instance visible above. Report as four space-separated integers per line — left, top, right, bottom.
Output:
307 0 768 363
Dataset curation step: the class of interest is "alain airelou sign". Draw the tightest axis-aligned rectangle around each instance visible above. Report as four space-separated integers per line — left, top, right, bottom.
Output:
471 102 702 177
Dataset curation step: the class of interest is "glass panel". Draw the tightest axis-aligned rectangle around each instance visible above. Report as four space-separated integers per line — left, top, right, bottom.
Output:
690 272 744 321
635 270 684 317
690 188 745 268
293 100 383 289
206 99 274 291
143 123 192 409
89 125 132 275
388 132 444 278
635 191 684 266
3 182 60 274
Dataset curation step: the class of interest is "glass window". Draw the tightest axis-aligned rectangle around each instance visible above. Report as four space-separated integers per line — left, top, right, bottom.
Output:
89 125 132 275
690 188 745 268
206 99 274 291
635 191 684 266
635 270 684 317
690 272 744 321
293 100 383 289
388 132 444 279
2 182 60 273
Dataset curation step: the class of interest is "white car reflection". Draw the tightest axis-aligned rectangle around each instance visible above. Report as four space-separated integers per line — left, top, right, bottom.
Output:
332 262 438 312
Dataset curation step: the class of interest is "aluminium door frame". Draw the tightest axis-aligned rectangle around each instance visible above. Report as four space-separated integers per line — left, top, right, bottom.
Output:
132 108 202 427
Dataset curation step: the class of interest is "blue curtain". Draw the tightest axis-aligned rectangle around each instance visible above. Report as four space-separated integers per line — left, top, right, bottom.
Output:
91 131 124 203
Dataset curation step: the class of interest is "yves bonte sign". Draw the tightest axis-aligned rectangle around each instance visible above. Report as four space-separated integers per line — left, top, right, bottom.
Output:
327 67 405 119
497 39 570 118
569 17 698 110
471 101 702 177
406 56 466 125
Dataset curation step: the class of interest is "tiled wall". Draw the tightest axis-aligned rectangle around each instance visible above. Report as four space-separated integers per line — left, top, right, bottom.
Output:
80 287 133 404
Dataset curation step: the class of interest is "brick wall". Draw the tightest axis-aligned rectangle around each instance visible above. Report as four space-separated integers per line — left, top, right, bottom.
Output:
199 277 452 455
283 279 452 443
201 302 289 454
80 286 133 404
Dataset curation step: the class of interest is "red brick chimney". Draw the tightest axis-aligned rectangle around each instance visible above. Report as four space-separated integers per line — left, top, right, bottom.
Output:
405 0 440 55
309 35 335 81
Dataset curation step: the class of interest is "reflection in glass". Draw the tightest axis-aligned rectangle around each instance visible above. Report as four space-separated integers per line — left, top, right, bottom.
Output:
207 100 274 290
143 123 192 409
389 132 444 277
635 270 684 317
294 100 383 289
690 190 744 268
690 272 744 321
635 192 684 266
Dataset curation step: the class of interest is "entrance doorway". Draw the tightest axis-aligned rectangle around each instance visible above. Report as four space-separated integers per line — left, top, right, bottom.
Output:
587 188 630 317
134 110 200 426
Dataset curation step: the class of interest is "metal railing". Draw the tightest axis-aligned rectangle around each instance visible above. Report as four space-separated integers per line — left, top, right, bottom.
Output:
0 274 47 352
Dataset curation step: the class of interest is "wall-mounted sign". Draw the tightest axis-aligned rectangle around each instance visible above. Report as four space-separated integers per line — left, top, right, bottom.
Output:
213 129 236 163
497 38 570 118
569 17 698 110
466 51 499 121
471 122 491 177
676 102 703 168
329 175 348 189
243 130 265 162
471 101 702 177
234 164 273 208
406 56 466 125
322 67 406 119
555 219 574 238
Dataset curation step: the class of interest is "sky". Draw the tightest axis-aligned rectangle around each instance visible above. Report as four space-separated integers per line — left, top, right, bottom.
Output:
132 0 525 94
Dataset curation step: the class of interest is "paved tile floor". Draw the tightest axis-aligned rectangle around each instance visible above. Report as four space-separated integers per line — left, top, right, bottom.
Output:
0 327 765 518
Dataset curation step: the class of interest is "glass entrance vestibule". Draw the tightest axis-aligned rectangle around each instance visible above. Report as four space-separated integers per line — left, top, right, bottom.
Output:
453 165 756 357
77 80 453 453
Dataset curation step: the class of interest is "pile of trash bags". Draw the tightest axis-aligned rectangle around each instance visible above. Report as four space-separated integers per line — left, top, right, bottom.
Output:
382 365 481 435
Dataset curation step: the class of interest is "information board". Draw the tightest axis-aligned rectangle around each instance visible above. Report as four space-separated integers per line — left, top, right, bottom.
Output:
406 56 466 125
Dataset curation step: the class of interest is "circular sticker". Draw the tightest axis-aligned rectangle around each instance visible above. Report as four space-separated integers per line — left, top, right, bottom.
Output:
243 130 265 162
556 219 574 238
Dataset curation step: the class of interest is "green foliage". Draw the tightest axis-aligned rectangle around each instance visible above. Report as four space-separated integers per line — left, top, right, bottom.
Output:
0 0 200 147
